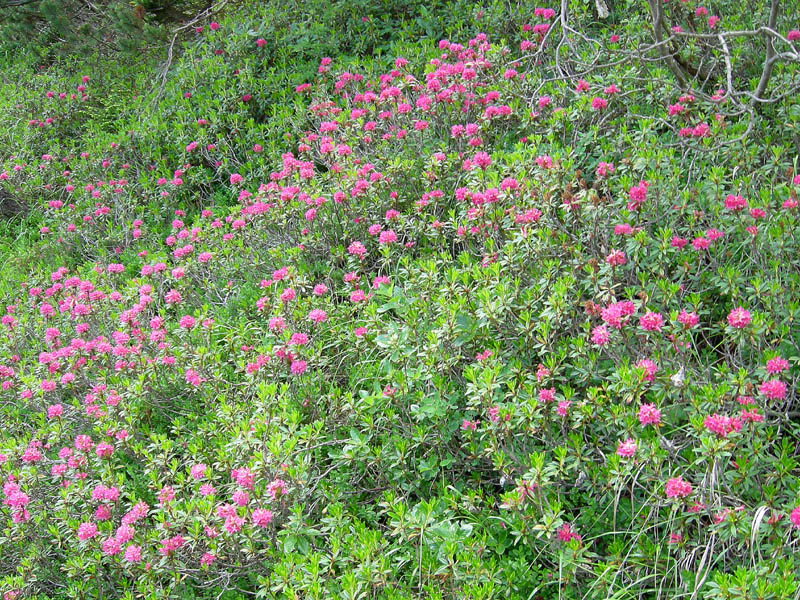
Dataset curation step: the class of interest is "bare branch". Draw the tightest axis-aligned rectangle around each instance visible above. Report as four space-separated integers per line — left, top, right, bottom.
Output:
751 0 781 106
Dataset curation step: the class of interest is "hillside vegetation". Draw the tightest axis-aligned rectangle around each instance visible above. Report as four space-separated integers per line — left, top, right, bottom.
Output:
0 1 799 598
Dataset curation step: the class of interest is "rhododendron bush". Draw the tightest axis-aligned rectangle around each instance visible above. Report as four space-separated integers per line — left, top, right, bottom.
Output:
0 1 799 599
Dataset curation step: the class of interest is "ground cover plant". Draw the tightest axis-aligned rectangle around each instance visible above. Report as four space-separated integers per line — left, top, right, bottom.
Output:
0 1 799 598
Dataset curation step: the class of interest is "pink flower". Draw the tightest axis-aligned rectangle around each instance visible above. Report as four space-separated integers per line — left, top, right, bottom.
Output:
124 544 142 563
759 379 786 400
95 442 114 458
289 332 309 346
677 310 699 328
788 30 800 42
627 181 648 210
635 358 658 382
724 194 747 211
616 438 637 458
75 435 93 451
790 506 800 527
47 404 63 418
379 230 397 245
290 360 307 375
232 489 249 506
765 356 789 374
308 309 327 323
638 403 661 426
191 463 207 479
727 307 751 328
639 311 664 332
703 413 742 437
591 324 610 346
348 241 367 258
472 152 491 169
102 537 122 556
179 315 196 329
77 522 98 540
539 387 555 403
557 523 581 542
158 486 175 506
165 289 182 305
209 21 219 31
665 476 692 498
605 250 626 266
591 97 608 110
266 478 288 500
556 400 571 416
252 508 274 527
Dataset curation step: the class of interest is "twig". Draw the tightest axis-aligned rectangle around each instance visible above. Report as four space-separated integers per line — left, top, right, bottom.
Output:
150 0 231 106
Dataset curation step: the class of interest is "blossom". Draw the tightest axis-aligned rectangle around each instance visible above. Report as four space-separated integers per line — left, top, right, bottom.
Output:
765 356 789 374
591 97 607 110
308 309 327 323
727 307 751 328
635 358 658 382
639 311 664 332
759 379 786 400
791 506 800 527
290 360 307 375
378 230 397 245
665 476 692 498
77 522 98 540
252 508 274 527
124 544 142 563
605 250 626 266
266 478 288 500
557 523 581 542
191 463 207 479
638 403 661 426
201 552 217 566
616 438 637 458
95 442 114 458
677 310 699 328
591 324 610 346
724 194 747 211
348 241 367 258
703 413 742 437
601 300 635 329
627 181 648 210
102 537 122 556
